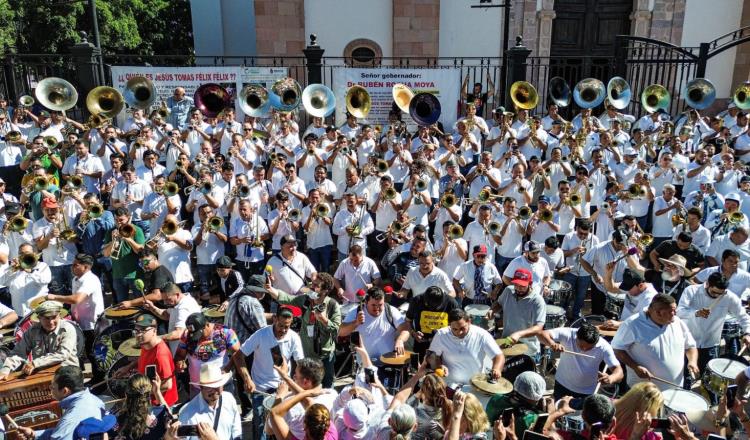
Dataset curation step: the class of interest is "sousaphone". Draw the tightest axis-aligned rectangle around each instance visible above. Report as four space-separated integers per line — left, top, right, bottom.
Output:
269 77 302 112
547 77 571 107
641 84 670 113
86 86 124 119
239 84 270 117
573 78 606 109
606 77 631 110
302 84 335 118
35 77 78 111
392 83 415 113
345 85 371 119
510 81 539 110
409 92 441 126
123 76 156 110
734 81 750 110
194 83 231 118
683 78 715 110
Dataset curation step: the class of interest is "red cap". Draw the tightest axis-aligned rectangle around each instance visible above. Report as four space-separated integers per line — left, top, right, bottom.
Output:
511 269 533 287
282 305 302 318
41 197 59 209
473 244 488 255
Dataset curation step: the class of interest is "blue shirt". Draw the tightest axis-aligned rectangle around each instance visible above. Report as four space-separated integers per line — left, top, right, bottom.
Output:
167 96 194 130
73 209 116 256
36 388 105 440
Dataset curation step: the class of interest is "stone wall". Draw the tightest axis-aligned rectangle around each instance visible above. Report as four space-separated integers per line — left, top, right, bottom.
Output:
392 0 441 59
732 2 750 88
254 0 306 55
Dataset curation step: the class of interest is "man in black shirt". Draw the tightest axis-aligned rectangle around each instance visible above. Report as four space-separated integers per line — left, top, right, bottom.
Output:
395 286 460 355
388 236 427 291
119 250 174 309
648 231 704 276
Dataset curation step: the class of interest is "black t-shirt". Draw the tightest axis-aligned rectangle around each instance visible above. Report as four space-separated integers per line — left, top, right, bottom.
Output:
405 294 460 338
644 269 690 303
140 265 175 293
389 251 419 289
653 240 704 269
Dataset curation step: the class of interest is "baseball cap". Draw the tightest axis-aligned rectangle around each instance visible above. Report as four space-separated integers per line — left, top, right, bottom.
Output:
604 195 618 203
280 234 297 246
493 107 506 114
135 313 158 328
726 192 741 203
623 147 638 156
538 195 550 204
697 175 715 185
619 268 645 291
186 312 208 343
216 256 235 268
511 269 532 287
242 274 270 295
473 244 488 255
41 198 59 209
741 176 750 184
524 240 541 253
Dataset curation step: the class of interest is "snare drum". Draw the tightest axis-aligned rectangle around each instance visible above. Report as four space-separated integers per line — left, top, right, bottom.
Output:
465 304 491 330
722 317 742 339
555 413 585 434
548 280 572 306
703 357 747 395
662 389 708 419
544 305 567 329
604 293 625 318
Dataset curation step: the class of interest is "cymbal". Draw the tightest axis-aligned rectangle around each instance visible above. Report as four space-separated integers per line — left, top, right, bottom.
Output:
202 305 225 319
379 350 415 366
470 373 513 395
104 306 141 319
595 325 617 338
497 339 529 357
118 337 142 357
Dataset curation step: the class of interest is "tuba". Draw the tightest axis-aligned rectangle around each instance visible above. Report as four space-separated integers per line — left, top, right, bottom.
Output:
573 78 606 109
392 84 414 114
302 84 335 118
194 83 231 118
641 84 670 114
683 78 716 110
35 77 78 111
269 78 302 112
548 77 571 107
607 77 631 110
409 92 441 126
510 81 539 110
734 81 750 110
86 86 125 119
345 85 371 118
123 76 157 110
239 84 271 117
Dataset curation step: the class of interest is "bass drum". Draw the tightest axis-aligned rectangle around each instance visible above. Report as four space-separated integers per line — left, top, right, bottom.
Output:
93 323 136 374
106 354 132 399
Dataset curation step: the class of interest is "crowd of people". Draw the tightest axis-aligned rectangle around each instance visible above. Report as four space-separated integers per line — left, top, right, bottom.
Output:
0 80 747 440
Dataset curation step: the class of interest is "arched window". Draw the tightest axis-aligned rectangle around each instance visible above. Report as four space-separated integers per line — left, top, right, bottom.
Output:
343 39 383 67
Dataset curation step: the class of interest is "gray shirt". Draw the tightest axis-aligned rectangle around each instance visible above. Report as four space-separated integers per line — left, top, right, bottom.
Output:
497 286 546 355
1 319 81 373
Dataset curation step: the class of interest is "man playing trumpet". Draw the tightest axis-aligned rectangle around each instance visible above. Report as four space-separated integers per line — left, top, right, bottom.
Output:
0 243 51 316
33 197 76 296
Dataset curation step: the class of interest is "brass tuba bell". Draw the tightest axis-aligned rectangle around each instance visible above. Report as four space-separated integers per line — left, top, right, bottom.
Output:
606 77 631 110
641 84 670 114
239 84 270 117
86 86 125 119
392 83 414 114
346 85 371 119
123 76 157 110
194 83 231 118
733 81 750 110
301 84 335 118
573 78 606 109
18 95 35 108
548 77 571 108
510 81 539 110
269 77 302 112
35 77 78 111
409 92 441 126
683 78 716 110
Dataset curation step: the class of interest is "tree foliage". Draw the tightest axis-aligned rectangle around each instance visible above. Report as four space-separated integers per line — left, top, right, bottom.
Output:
0 0 193 55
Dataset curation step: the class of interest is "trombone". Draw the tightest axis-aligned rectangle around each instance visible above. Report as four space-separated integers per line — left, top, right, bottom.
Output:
287 208 302 223
313 203 330 219
381 187 398 201
12 253 39 272
145 218 185 248
484 221 501 236
376 217 416 242
110 224 136 260
448 224 464 240
440 193 457 209
518 206 532 220
77 203 104 231
3 215 29 236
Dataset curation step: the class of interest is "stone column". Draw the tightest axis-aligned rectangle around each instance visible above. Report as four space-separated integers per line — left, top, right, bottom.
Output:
536 0 556 58
629 0 652 38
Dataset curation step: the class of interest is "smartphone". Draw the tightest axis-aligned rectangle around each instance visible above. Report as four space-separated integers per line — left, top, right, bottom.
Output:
445 384 457 400
409 352 421 370
650 418 671 430
270 345 283 367
350 331 361 347
364 368 376 384
531 413 549 433
502 408 514 427
177 425 199 436
523 431 551 440
145 364 157 380
727 384 738 408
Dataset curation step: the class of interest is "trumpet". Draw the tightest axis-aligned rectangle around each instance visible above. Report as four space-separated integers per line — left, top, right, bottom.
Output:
3 215 29 235
184 180 212 195
77 203 104 231
485 221 501 236
635 233 653 248
568 194 582 206
287 208 302 223
440 194 457 208
111 224 136 260
518 206 532 220
729 211 745 224
539 209 553 222
382 187 398 201
12 253 39 272
448 224 464 240
376 159 389 174
314 203 330 218
671 213 686 227
207 216 224 232
415 178 428 192
162 182 179 197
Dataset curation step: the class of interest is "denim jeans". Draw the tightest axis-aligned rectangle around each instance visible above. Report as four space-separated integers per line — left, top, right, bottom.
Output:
320 351 335 389
495 255 514 276
563 273 592 320
112 277 137 303
49 265 72 295
308 245 332 273
251 391 271 440
196 264 215 297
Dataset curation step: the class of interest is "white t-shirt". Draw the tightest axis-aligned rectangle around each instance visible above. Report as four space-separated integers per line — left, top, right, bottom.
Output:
240 325 304 392
402 266 454 297
502 255 550 286
168 294 202 354
333 257 381 303
267 252 316 295
561 232 600 277
32 217 77 266
157 229 194 284
61 154 105 194
428 325 502 384
70 271 104 331
548 327 620 394
676 283 750 348
651 196 677 237
190 223 226 265
619 284 659 322
112 180 150 221
301 205 334 249
343 306 405 361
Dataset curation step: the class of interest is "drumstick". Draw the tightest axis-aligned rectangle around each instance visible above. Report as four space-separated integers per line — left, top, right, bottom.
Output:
650 375 683 388
562 348 596 359
739 345 748 357
88 378 110 389
593 364 608 395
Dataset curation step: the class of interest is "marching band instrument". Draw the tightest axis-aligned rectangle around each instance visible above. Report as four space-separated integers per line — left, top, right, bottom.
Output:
183 180 212 195
86 86 125 119
448 224 464 240
227 184 251 201
518 206 531 220
77 203 103 231
145 218 184 248
635 233 654 249
627 183 646 199
85 113 110 129
35 77 78 111
123 76 157 110
207 216 224 232
314 203 330 218
162 182 179 197
301 84 335 118
269 77 302 112
239 84 271 117
375 217 416 242
440 193 457 208
194 83 231 118
683 78 716 110
392 83 415 113
409 92 441 126
12 252 39 272
43 136 59 149
573 78 606 108
734 81 750 110
3 130 22 143
415 178 428 192
485 221 501 236
568 194 582 206
729 211 745 224
287 209 302 223
510 81 539 110
377 159 389 174
110 224 135 260
18 95 34 108
607 77 631 110
22 176 50 195
345 85 371 118
548 77 571 107
382 187 398 201
641 84 670 113
4 215 29 235
539 209 553 222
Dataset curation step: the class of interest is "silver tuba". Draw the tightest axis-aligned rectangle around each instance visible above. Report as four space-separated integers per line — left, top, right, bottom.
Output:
269 77 302 112
239 84 270 117
606 77 631 110
35 77 78 111
123 76 157 110
345 85 371 118
548 77 571 107
573 78 606 109
302 84 335 118
392 83 414 114
683 78 716 110
641 84 670 114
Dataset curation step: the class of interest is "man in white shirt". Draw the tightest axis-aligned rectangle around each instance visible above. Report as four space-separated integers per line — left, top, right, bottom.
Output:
301 188 334 272
398 250 454 299
561 220 599 319
695 249 750 300
332 192 374 262
503 240 552 295
267 234 317 296
429 308 504 384
603 267 659 329
333 245 381 303
192 204 228 304
707 226 750 271
178 363 242 440
0 243 51 316
135 150 166 184
229 199 269 280
537 323 623 400
61 141 104 194
151 215 193 292
110 163 150 235
612 293 698 392
463 204 502 265
453 244 502 306
142 174 181 237
32 197 76 295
